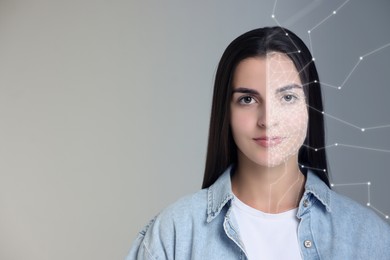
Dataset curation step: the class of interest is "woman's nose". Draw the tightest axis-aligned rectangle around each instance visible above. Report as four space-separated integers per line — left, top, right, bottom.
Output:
257 102 278 128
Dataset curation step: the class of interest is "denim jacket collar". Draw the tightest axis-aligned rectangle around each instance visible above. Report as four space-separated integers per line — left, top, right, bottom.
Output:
206 165 235 223
302 168 331 212
206 165 331 222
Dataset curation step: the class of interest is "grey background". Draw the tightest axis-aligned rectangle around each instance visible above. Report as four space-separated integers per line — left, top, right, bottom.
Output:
0 0 389 259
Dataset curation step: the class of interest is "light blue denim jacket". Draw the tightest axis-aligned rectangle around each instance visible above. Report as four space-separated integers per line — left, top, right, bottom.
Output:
127 166 390 259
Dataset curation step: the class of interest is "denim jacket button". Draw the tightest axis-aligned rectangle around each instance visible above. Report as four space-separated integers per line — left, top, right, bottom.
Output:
303 199 309 207
304 240 312 248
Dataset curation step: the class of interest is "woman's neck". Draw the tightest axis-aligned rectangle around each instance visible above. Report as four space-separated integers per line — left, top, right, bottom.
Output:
231 153 305 214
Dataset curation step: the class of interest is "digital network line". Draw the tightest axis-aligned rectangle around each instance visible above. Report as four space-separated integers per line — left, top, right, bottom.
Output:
307 104 390 132
331 182 389 220
321 42 390 90
307 0 351 54
303 143 390 153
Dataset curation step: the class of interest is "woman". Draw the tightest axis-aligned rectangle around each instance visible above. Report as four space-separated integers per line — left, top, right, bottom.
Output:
127 27 390 259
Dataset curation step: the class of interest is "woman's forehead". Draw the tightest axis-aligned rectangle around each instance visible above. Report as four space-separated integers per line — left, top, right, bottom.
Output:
266 53 300 81
233 54 302 89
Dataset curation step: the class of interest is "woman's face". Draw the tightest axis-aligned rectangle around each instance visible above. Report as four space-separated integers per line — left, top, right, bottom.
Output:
230 52 308 167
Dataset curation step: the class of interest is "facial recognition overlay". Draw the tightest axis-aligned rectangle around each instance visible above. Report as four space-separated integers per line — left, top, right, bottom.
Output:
263 52 308 167
271 0 390 220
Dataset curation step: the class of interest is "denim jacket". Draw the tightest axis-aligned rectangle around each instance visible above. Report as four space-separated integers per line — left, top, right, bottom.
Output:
127 166 390 259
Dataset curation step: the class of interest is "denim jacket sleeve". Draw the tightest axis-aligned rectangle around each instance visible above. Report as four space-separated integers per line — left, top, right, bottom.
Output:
126 193 207 260
127 216 159 260
127 204 185 260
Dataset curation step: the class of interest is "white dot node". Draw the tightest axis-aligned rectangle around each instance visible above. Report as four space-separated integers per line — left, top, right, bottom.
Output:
338 86 341 90
323 169 326 172
333 10 336 14
315 148 318 151
335 143 338 146
298 50 301 53
367 182 371 185
361 128 365 132
301 165 304 168
308 30 311 34
321 111 324 114
285 33 288 36
367 203 371 206
360 56 363 60
330 183 334 187
312 57 315 61
271 14 275 18
314 80 317 83
386 216 389 219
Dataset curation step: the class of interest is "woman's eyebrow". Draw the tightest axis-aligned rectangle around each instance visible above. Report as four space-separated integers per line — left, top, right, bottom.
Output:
275 84 302 93
232 87 259 95
232 85 302 95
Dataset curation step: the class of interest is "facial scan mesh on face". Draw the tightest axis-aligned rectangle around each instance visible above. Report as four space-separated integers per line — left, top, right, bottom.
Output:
264 52 308 167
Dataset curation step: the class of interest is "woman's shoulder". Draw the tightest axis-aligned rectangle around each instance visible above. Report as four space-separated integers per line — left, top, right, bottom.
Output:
137 187 210 236
127 189 210 259
156 188 209 223
330 189 384 218
328 188 390 234
308 188 390 256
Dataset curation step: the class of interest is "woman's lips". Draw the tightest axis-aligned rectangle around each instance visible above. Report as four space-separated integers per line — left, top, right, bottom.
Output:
253 137 284 148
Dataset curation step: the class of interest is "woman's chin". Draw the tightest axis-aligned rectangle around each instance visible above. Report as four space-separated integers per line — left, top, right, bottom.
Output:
251 154 296 168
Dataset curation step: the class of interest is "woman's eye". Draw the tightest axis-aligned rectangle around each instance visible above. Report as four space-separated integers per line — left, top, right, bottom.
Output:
282 94 297 103
239 96 256 105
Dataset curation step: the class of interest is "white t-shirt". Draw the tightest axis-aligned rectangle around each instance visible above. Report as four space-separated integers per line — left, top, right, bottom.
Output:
231 196 302 260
